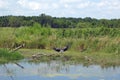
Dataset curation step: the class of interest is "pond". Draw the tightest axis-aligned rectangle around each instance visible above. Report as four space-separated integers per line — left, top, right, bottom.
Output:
0 59 120 80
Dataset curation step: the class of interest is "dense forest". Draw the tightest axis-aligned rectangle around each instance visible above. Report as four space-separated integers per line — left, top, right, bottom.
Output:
0 14 120 28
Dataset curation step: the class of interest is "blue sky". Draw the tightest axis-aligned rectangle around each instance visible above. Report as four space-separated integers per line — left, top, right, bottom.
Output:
0 0 120 19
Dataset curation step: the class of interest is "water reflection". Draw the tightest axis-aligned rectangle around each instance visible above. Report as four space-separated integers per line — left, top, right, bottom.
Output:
0 60 120 80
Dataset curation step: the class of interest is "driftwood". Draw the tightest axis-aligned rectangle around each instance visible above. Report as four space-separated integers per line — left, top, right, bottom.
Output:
32 53 61 59
10 43 25 53
32 53 45 59
84 56 92 61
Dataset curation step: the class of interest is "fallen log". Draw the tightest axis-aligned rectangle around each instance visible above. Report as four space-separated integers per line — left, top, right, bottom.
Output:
10 43 25 53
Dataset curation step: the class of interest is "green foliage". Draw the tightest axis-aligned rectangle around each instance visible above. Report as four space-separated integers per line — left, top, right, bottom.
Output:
0 14 120 28
56 27 120 38
0 24 119 54
0 49 24 63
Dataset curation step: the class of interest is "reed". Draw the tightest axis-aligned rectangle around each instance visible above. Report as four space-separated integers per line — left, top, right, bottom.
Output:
0 49 24 63
0 23 119 54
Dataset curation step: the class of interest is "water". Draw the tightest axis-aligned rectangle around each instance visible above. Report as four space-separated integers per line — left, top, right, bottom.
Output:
0 60 120 80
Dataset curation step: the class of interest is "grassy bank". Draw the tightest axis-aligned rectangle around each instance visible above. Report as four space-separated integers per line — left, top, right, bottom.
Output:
0 23 120 64
0 23 119 53
19 49 120 67
0 49 24 63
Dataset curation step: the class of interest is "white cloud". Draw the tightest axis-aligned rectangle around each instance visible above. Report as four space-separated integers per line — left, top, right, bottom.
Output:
17 0 26 7
108 1 120 9
64 4 70 8
17 0 41 10
95 0 120 10
77 1 91 8
0 0 8 8
17 0 59 10
60 0 81 3
0 0 4 8
74 0 120 10
97 1 107 7
52 3 59 9
29 2 41 10
0 0 120 19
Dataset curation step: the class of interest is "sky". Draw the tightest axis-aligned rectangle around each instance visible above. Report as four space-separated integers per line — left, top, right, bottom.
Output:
0 0 120 19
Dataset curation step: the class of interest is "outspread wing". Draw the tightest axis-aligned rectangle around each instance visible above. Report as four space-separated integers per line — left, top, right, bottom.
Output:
62 45 69 51
53 44 70 52
53 47 61 52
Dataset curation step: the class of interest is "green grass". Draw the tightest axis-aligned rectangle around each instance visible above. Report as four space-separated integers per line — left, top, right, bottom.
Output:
0 24 119 53
0 49 24 63
0 23 120 65
19 49 120 66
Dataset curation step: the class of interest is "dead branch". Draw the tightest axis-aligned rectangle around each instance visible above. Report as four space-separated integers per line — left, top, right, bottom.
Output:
10 43 25 53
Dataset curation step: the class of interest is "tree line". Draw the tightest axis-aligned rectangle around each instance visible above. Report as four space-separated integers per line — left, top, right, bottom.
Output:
0 14 120 28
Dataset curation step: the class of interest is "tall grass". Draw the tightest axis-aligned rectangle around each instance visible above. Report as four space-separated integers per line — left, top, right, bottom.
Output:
0 49 24 63
0 23 119 53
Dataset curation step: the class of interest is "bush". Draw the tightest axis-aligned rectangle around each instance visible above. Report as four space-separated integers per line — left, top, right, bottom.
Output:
0 49 24 61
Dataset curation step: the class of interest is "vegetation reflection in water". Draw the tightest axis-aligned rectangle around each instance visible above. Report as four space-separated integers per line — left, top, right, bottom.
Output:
0 60 120 80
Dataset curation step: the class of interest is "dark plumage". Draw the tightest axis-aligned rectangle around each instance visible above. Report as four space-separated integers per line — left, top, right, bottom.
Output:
62 45 69 51
53 45 69 53
53 48 61 52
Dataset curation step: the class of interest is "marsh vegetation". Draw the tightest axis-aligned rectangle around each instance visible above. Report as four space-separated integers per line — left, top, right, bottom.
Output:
0 23 119 52
0 49 23 63
0 15 120 64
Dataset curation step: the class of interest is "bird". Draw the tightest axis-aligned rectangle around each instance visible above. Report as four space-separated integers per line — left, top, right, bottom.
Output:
53 45 69 53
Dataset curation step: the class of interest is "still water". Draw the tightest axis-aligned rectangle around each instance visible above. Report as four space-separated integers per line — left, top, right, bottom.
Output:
0 60 120 80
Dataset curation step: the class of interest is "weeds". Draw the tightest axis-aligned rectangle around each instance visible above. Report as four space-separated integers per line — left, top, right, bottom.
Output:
0 49 24 63
0 23 120 54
